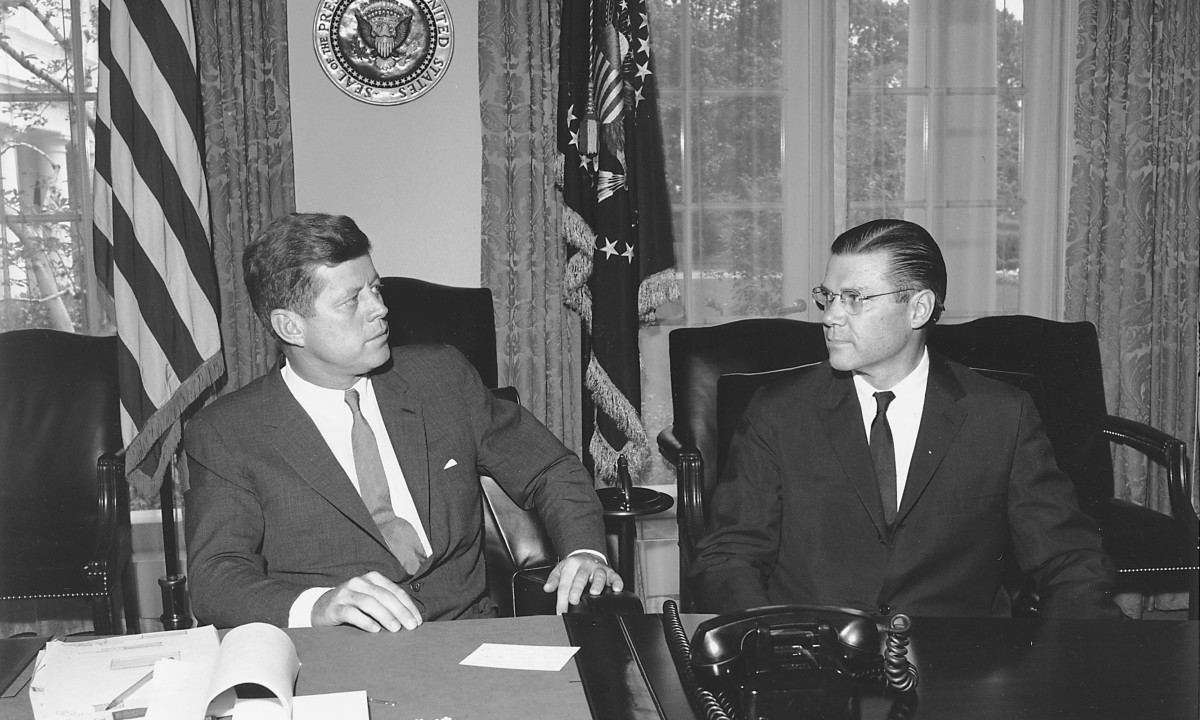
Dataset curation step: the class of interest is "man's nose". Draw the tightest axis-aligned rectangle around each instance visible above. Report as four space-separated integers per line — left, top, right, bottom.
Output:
822 299 846 326
367 293 388 320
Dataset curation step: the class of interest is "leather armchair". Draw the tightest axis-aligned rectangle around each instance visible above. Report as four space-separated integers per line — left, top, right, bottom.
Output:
0 330 140 634
660 315 1198 617
380 277 641 616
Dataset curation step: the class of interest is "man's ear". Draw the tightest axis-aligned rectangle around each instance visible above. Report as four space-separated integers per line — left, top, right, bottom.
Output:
270 309 305 347
909 289 935 329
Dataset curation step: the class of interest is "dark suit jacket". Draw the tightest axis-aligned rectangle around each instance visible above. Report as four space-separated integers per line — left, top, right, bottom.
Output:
690 352 1120 619
184 345 605 628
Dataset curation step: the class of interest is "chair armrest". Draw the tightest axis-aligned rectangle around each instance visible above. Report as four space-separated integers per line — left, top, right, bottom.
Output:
1100 414 1198 537
90 451 130 587
656 427 706 562
511 566 643 615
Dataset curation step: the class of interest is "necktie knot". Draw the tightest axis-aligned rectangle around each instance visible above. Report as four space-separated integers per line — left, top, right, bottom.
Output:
345 388 362 414
874 390 896 416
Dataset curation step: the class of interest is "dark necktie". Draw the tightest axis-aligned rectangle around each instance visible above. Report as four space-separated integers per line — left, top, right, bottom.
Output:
871 390 898 526
345 388 427 575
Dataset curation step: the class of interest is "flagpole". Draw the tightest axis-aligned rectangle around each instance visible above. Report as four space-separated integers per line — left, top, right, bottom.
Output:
158 459 192 630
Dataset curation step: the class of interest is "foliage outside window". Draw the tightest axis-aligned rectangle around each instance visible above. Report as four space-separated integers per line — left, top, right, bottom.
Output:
0 0 104 336
649 0 1032 324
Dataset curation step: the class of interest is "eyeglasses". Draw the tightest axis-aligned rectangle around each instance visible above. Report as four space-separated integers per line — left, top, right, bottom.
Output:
811 286 914 315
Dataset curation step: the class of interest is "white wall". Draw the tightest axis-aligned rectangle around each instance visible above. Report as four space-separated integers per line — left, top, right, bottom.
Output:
286 0 482 287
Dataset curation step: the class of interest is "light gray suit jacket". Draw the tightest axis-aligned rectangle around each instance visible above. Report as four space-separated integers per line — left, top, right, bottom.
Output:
184 345 604 627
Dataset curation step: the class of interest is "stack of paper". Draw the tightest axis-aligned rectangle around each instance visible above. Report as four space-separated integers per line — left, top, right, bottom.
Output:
28 624 365 720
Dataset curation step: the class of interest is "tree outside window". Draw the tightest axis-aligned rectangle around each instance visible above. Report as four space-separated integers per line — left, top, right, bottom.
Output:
0 0 103 335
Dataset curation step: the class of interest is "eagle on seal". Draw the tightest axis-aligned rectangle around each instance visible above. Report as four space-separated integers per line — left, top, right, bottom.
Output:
355 0 413 59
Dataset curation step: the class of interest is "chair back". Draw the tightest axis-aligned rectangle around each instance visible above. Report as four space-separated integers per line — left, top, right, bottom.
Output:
0 330 126 606
380 276 499 387
927 316 1113 512
667 318 827 511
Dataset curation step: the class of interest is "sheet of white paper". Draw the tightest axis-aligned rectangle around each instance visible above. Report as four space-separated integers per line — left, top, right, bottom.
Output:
292 690 368 720
459 643 580 671
205 623 300 718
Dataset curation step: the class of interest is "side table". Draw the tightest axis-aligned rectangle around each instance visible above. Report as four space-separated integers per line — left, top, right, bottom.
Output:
595 457 674 585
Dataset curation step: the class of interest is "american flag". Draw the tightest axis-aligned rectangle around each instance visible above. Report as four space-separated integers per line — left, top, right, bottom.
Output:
93 0 223 495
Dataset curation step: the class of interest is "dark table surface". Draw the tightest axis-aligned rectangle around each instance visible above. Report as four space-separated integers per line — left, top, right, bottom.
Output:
2 613 1196 720
564 613 1200 720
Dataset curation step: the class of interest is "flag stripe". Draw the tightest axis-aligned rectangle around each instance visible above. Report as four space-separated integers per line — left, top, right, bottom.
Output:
122 0 204 146
100 55 218 314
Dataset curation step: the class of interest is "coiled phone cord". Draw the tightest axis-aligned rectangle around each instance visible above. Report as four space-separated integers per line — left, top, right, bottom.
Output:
661 599 738 720
883 614 919 693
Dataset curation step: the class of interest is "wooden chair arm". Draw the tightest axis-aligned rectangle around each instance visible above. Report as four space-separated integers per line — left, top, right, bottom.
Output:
1101 414 1198 538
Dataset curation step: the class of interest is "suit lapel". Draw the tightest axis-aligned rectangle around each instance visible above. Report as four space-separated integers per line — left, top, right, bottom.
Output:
372 369 438 562
895 353 967 524
820 372 890 537
257 370 387 549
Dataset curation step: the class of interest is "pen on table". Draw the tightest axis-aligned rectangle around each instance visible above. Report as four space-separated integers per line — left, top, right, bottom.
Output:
368 697 397 706
105 669 153 710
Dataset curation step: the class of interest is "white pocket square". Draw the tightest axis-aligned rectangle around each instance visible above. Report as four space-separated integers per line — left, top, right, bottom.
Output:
443 459 457 470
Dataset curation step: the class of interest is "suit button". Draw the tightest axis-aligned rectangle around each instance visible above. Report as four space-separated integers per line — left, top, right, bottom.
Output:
410 581 422 592
878 603 891 616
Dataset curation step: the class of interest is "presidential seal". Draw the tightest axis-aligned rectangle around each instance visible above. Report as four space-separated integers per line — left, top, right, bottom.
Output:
314 0 454 105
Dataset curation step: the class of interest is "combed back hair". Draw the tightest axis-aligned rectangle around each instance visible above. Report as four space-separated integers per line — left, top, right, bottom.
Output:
244 213 372 338
830 218 947 324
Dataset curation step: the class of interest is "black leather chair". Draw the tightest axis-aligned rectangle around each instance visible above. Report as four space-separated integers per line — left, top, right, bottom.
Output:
0 330 140 634
380 277 641 616
660 316 1198 617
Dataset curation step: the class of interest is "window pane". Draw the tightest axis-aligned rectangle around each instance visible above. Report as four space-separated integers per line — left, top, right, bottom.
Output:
845 93 910 206
647 0 684 90
0 3 96 94
848 0 910 88
690 0 782 88
0 218 89 331
692 95 781 203
659 93 683 204
692 208 782 321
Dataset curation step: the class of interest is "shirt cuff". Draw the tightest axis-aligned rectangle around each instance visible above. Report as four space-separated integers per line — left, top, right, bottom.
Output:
288 587 330 628
568 548 609 565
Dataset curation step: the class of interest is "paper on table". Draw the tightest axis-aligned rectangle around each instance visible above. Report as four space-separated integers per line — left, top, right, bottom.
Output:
29 627 218 720
459 643 580 671
291 690 368 720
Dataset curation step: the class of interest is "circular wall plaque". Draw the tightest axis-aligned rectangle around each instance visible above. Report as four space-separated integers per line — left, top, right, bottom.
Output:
314 0 454 105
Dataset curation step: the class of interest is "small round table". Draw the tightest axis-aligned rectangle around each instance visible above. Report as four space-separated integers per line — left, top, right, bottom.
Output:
596 483 673 584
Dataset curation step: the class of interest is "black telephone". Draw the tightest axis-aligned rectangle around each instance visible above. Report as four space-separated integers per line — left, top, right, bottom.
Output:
662 600 917 720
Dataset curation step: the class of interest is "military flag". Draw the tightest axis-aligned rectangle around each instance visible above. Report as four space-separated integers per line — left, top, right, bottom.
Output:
559 0 678 483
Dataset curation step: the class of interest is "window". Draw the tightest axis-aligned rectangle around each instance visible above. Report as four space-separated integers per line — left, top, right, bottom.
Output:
0 0 104 335
642 0 1075 483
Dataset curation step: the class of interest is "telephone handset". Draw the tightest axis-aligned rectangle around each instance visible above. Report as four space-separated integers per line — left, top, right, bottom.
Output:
662 600 917 720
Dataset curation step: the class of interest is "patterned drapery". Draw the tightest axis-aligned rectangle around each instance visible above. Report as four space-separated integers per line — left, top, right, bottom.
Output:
196 0 296 395
479 0 582 452
1066 0 1199 613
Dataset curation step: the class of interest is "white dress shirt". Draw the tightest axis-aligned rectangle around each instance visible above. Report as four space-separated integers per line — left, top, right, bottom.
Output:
852 349 930 512
281 365 431 626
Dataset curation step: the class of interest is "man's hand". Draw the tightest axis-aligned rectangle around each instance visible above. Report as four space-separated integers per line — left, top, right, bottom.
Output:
311 571 423 632
543 553 623 613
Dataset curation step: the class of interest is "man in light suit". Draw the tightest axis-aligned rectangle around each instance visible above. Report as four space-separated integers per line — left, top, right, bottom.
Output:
690 219 1121 619
185 213 621 631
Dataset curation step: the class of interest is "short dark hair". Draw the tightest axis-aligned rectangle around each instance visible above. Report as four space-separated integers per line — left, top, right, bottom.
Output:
830 218 947 324
243 213 372 338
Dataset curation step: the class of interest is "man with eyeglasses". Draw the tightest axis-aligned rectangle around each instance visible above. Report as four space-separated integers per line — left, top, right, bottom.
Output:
689 219 1121 619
